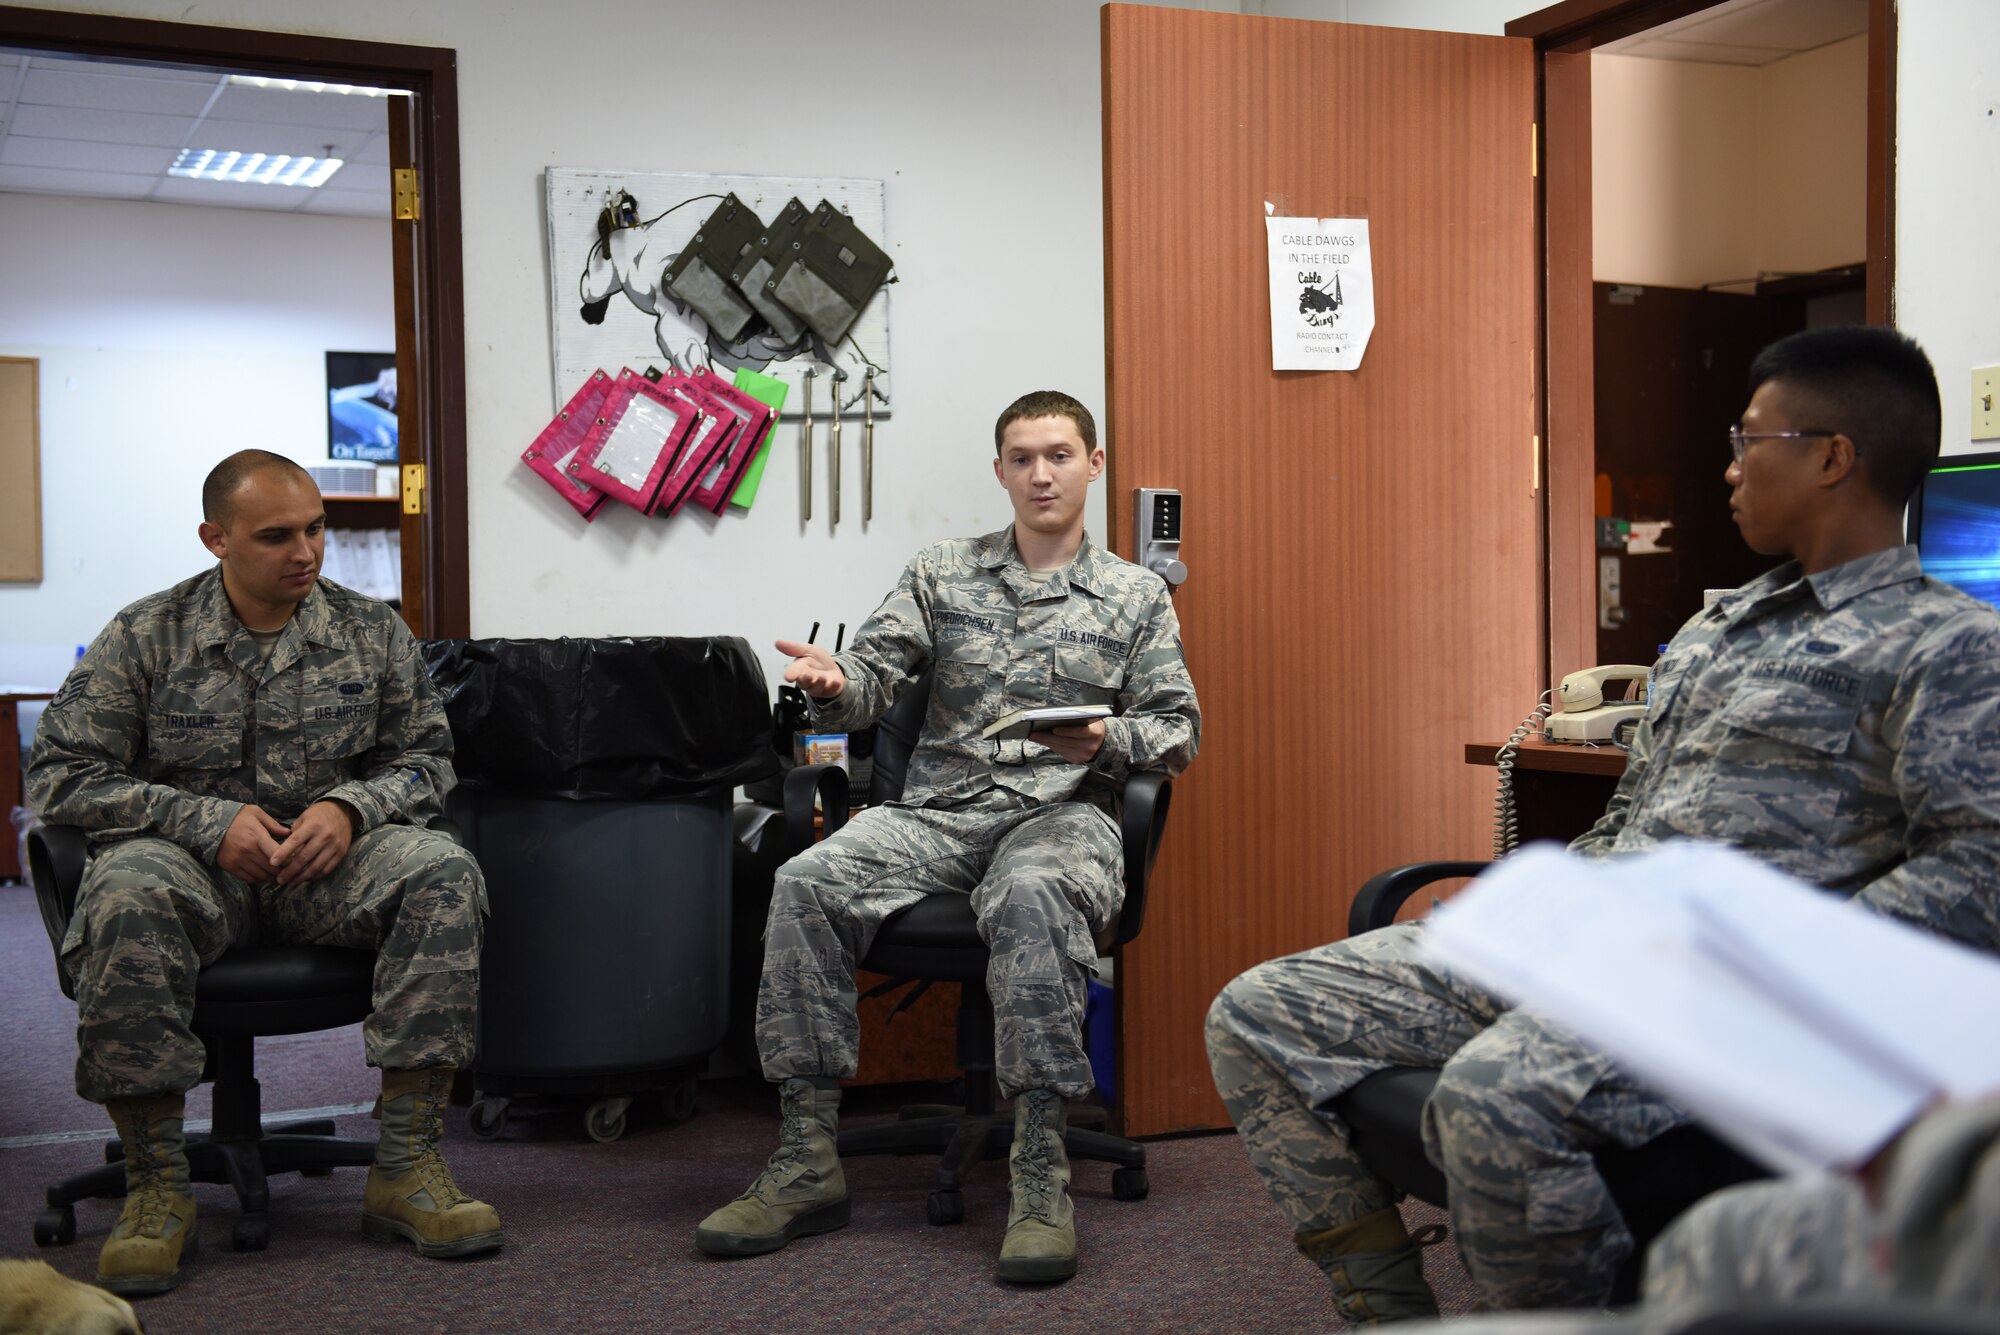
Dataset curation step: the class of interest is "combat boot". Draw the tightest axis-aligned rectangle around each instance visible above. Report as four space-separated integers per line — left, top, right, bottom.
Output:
98 1094 198 1296
997 1087 1076 1283
362 1067 503 1257
1296 1206 1442 1325
695 1077 849 1255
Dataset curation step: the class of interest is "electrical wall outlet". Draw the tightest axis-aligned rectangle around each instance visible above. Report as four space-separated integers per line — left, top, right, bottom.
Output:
1975 366 2000 441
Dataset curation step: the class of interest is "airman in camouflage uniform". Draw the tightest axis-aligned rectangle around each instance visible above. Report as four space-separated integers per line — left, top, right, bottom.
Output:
28 451 500 1296
698 391 1200 1284
1208 327 2000 1322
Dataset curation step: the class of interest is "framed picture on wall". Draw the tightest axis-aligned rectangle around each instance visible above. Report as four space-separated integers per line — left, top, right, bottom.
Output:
327 351 399 463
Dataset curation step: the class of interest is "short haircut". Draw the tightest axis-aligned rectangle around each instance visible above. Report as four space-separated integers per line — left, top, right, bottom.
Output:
994 390 1098 457
1747 326 1941 506
201 450 315 526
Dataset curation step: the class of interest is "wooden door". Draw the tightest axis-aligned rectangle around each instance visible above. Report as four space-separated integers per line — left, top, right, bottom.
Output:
1102 5 1541 1135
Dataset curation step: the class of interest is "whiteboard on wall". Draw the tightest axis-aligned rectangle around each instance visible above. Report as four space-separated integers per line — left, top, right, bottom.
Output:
544 169 890 419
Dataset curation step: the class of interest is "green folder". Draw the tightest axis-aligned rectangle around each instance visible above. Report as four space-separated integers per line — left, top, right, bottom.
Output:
729 368 790 510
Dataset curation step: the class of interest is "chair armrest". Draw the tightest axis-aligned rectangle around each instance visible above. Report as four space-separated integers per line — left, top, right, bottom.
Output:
1348 860 1487 937
782 763 851 858
27 824 89 1001
1111 772 1172 947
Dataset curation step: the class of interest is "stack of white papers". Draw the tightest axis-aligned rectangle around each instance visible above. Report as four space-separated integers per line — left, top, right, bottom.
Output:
1422 841 2000 1174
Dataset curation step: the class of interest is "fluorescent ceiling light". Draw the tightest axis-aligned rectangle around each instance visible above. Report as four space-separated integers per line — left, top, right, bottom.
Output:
170 148 344 188
228 74 408 97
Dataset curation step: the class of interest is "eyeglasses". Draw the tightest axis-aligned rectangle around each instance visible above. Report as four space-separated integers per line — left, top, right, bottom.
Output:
1728 426 1840 463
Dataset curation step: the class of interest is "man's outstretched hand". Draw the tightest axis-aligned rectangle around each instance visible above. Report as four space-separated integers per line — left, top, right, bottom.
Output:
776 639 846 700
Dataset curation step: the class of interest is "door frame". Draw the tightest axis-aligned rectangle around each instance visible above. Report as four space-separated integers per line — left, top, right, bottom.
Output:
1508 0 1896 685
0 4 470 637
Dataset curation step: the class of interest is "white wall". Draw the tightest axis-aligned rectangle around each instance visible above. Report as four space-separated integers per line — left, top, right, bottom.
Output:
4 0 1994 685
1892 1 2000 458
1592 37 1867 290
0 192 392 689
3 0 1151 698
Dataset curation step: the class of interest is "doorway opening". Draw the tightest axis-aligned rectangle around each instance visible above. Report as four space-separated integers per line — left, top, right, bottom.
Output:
0 5 468 641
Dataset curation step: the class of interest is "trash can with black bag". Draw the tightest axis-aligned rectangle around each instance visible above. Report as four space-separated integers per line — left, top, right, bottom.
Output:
420 637 775 1143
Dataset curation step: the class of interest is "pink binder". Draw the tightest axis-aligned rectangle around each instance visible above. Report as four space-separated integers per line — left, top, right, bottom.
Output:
684 367 778 515
568 368 701 514
521 368 616 520
649 372 743 517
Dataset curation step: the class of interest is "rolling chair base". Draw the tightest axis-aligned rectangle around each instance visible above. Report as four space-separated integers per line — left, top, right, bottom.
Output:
837 1085 1150 1226
38 1121 378 1253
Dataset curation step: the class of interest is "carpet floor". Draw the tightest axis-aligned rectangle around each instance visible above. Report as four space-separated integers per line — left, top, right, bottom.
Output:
0 882 1479 1333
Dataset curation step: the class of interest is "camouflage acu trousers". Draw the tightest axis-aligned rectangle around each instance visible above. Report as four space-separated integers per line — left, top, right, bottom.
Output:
62 825 486 1103
1207 922 1688 1310
756 788 1121 1099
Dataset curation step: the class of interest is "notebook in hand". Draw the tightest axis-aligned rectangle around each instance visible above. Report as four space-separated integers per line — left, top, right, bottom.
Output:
980 704 1113 742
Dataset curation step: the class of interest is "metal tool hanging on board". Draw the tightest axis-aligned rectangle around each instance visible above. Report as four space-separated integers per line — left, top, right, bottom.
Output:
829 371 846 527
862 369 875 525
800 369 815 522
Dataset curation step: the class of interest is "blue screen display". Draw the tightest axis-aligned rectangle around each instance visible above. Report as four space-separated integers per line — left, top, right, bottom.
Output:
1914 461 2000 608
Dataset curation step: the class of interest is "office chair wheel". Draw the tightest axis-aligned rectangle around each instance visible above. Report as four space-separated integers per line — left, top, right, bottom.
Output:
33 1204 76 1247
661 1077 698 1124
232 1216 270 1252
467 1098 508 1141
925 1189 964 1226
1111 1167 1150 1201
584 1099 628 1144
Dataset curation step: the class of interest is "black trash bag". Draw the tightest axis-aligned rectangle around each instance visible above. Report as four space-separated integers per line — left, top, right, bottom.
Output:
420 636 777 799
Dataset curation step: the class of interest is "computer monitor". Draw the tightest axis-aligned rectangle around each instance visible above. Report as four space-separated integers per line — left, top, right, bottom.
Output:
1907 450 2000 608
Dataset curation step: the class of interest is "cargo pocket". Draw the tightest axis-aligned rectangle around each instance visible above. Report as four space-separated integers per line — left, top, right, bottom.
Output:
1524 1161 1619 1235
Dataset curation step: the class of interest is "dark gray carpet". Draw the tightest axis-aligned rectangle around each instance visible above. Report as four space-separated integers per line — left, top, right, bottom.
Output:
0 883 1477 1332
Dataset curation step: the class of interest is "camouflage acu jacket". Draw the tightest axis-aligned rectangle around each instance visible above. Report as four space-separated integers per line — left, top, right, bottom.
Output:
28 568 455 861
1573 545 2000 951
809 528 1200 808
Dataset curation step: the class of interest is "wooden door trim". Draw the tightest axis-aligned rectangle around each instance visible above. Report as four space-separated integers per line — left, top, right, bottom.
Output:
1511 0 1896 683
0 5 471 637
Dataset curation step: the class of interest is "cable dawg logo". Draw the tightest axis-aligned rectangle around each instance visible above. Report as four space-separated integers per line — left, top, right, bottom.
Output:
1297 268 1344 326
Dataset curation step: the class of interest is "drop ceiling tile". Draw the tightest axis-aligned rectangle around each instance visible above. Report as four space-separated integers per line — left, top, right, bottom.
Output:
210 83 393 132
0 135 175 175
349 134 391 165
1617 37 1785 66
1674 0 1869 52
0 163 157 198
326 160 388 192
19 66 219 116
9 103 194 148
192 116 376 158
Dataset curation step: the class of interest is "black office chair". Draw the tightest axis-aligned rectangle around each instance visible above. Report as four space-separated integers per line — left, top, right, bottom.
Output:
781 673 1172 1225
1331 860 1769 1305
24 824 447 1252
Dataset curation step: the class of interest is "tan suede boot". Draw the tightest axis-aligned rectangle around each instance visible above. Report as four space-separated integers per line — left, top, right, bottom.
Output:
997 1088 1076 1284
1296 1207 1441 1325
361 1067 503 1257
695 1077 849 1256
98 1094 198 1296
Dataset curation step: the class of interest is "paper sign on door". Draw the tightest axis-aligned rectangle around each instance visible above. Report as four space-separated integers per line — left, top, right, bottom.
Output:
1265 216 1375 372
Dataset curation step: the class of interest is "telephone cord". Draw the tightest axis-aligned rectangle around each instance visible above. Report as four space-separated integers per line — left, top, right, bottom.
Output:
1493 693 1554 860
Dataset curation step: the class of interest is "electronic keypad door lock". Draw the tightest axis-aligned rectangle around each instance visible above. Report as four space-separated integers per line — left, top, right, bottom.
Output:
1134 487 1187 588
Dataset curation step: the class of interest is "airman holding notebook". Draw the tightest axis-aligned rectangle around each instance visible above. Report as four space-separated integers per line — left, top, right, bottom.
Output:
696 390 1200 1282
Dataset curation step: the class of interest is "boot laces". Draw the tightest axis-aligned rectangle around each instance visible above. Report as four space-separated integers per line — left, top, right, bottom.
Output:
1012 1092 1060 1221
748 1084 815 1196
120 1104 176 1237
406 1076 472 1210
